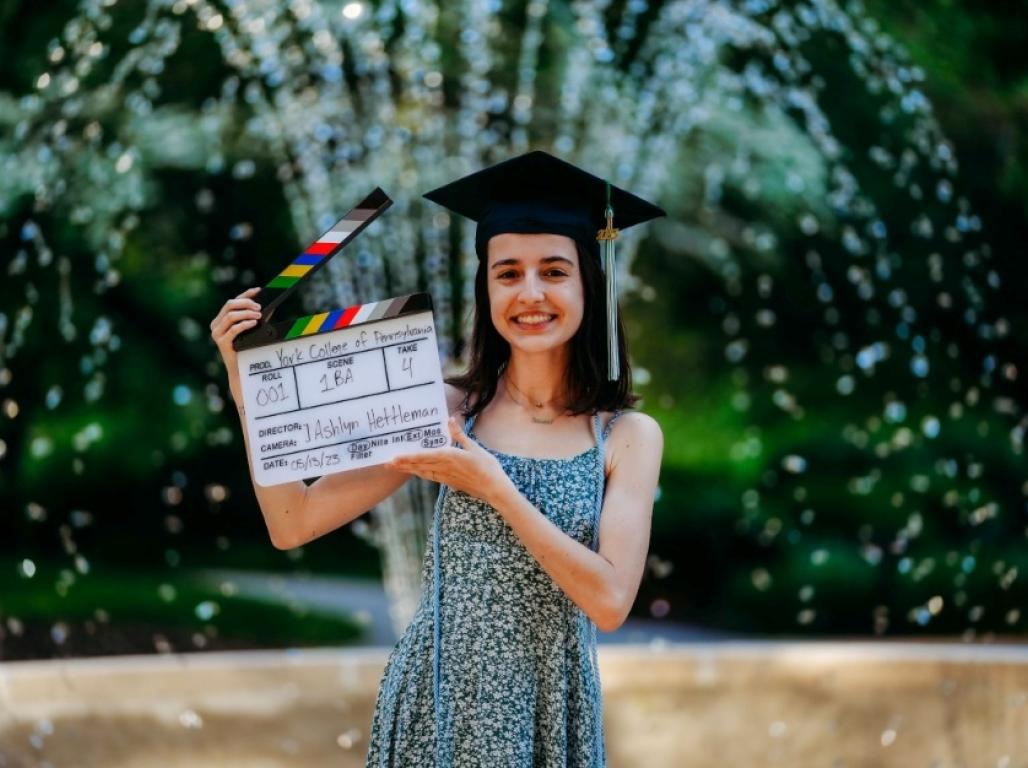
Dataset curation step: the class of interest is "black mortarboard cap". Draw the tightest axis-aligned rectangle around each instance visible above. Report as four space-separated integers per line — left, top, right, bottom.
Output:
422 150 666 260
422 150 665 382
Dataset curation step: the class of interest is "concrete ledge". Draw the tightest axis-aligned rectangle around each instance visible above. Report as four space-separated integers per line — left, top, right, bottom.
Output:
2 641 1026 767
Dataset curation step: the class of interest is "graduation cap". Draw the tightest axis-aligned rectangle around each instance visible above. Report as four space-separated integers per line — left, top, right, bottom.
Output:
423 150 665 380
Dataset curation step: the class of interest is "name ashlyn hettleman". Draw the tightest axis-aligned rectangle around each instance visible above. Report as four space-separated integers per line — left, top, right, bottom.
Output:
366 403 440 430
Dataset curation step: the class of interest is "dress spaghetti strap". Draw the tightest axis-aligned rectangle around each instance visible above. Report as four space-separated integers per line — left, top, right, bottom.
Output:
601 408 624 440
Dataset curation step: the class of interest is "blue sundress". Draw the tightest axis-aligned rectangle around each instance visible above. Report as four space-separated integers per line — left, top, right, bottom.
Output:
364 408 624 767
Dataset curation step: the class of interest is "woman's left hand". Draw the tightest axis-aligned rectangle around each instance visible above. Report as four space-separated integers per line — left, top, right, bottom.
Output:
386 416 514 506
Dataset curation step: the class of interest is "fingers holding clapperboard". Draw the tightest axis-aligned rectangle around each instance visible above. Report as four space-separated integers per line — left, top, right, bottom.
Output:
387 416 512 506
211 287 261 360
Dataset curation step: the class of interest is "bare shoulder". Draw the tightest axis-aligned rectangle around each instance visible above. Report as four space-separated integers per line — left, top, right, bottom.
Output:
605 410 664 472
611 410 663 445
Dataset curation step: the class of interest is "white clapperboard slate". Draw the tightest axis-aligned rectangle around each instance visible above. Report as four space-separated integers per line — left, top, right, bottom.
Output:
232 189 450 486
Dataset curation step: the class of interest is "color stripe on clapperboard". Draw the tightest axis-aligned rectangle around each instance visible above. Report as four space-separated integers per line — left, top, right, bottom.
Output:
265 206 378 289
283 296 414 340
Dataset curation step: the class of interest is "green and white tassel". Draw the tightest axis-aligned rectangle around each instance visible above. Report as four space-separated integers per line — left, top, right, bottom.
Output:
597 181 620 381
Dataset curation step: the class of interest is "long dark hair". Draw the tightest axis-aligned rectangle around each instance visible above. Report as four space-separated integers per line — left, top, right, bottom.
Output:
445 238 640 420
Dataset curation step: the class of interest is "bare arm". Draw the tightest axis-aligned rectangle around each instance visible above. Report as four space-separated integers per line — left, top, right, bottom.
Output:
386 409 662 631
210 293 464 549
210 287 304 549
225 389 411 551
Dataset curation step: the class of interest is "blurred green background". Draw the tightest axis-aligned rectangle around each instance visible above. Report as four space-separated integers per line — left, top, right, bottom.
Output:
0 0 1025 659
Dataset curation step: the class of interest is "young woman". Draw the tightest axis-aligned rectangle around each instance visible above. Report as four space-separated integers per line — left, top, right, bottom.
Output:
210 151 664 767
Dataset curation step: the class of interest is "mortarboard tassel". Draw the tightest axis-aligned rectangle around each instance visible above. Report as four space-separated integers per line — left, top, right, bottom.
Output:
597 181 621 381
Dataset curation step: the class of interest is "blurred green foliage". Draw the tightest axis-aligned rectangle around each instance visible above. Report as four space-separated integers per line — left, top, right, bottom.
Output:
0 0 1025 648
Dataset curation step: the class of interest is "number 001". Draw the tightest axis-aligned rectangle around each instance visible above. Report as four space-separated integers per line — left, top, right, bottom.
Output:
256 383 290 406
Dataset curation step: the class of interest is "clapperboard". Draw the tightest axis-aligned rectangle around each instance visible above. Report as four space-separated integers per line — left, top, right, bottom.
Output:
233 189 450 487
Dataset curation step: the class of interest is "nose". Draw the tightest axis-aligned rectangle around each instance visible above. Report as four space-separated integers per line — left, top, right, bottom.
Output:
518 271 546 303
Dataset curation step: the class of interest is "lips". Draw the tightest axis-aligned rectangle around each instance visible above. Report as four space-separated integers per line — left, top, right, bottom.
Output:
512 313 556 326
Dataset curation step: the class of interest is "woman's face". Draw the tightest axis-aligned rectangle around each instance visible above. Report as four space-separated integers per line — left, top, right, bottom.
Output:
486 232 585 355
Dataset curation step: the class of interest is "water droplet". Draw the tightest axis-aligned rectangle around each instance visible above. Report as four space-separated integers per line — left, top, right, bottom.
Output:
649 598 670 618
205 484 229 502
178 709 203 729
50 622 69 645
70 510 94 528
162 486 183 506
910 355 929 377
231 159 255 179
835 375 855 395
30 435 53 460
153 634 174 653
228 222 253 241
751 568 772 591
194 600 220 621
884 401 907 423
781 455 807 474
336 727 362 749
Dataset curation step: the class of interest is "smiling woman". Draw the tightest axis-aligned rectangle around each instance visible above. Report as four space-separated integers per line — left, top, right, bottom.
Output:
210 149 666 767
365 151 667 767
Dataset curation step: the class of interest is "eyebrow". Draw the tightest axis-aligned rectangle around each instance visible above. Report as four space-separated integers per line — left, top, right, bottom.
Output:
490 255 575 270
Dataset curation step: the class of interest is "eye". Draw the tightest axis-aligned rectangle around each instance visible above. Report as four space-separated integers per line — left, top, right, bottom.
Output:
497 270 518 279
546 269 568 277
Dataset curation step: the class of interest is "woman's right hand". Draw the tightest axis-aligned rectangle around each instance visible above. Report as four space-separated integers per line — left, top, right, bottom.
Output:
210 287 262 376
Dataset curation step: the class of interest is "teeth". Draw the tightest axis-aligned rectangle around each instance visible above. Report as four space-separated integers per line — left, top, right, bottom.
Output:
515 314 553 324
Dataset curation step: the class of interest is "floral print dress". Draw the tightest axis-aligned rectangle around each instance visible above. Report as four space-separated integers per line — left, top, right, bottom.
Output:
365 409 624 767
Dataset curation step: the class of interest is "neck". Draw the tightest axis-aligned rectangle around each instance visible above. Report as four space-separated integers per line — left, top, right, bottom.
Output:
503 350 569 408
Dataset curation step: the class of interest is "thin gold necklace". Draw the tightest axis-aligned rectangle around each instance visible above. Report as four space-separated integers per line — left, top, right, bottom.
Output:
504 375 565 424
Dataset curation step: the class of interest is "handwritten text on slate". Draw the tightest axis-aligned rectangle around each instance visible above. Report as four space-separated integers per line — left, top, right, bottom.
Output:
237 311 450 486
